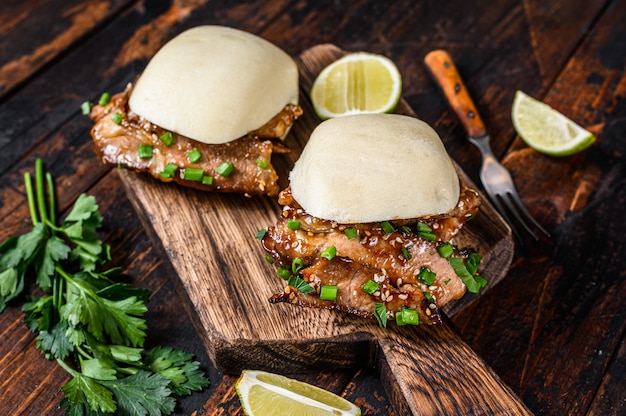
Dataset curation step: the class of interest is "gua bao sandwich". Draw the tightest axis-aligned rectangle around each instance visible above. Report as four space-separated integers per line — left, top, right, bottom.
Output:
88 26 302 196
260 114 486 327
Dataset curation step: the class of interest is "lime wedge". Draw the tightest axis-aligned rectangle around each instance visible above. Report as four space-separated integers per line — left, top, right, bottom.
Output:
512 90 595 156
236 370 361 416
310 52 402 120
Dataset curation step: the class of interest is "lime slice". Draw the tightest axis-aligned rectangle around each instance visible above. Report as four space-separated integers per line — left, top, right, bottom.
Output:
310 52 402 119
236 370 361 416
512 90 595 156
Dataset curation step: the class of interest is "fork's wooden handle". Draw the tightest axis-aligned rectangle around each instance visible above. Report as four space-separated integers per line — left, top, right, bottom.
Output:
424 50 487 138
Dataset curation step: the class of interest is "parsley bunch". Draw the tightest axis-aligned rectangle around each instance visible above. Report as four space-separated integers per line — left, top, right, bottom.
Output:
0 159 208 415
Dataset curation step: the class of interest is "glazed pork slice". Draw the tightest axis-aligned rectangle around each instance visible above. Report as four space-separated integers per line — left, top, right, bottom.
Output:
262 186 482 325
89 84 302 196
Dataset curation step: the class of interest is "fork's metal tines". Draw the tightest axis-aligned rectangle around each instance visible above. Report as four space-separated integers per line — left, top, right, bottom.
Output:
469 135 550 242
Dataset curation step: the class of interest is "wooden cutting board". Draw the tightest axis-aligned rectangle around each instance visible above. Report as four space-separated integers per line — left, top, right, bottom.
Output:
118 44 529 415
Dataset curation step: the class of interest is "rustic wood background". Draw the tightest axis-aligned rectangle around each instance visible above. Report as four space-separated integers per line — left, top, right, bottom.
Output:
0 0 624 415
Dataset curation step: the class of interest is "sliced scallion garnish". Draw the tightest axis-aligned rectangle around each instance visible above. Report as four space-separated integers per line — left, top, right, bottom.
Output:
138 144 153 159
401 246 412 260
99 92 111 106
418 266 436 285
255 159 268 169
374 303 388 328
319 285 338 301
361 279 380 295
380 221 395 234
111 112 123 125
320 245 337 261
344 226 358 240
183 167 204 182
287 276 315 294
396 307 419 326
255 228 267 240
291 258 304 274
287 219 301 230
202 175 213 185
159 131 174 146
216 162 234 177
158 163 178 178
187 149 202 163
437 242 454 258
81 101 92 115
276 266 292 280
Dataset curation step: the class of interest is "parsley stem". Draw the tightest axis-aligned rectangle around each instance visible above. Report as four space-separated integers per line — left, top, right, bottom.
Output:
24 172 38 225
46 172 56 225
35 159 49 225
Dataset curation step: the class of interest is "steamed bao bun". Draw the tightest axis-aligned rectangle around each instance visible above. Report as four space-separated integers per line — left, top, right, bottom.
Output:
128 25 299 144
289 114 460 223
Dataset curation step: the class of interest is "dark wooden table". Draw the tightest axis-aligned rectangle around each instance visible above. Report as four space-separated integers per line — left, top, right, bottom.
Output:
1 1 624 415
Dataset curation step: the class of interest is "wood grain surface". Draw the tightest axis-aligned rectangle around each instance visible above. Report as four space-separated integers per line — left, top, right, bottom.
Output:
0 1 624 415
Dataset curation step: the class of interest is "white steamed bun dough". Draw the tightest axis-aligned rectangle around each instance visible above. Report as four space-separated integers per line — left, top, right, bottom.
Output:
128 25 299 144
289 114 460 223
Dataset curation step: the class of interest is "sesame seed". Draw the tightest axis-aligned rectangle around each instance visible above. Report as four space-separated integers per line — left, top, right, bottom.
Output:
429 303 437 309
398 293 408 300
373 291 381 297
386 295 393 302
396 278 403 286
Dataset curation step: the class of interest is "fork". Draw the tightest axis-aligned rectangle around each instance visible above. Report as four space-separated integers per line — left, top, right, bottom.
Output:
424 49 550 241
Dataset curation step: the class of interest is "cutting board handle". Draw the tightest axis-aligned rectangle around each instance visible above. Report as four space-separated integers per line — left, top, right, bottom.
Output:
424 49 487 139
376 321 533 415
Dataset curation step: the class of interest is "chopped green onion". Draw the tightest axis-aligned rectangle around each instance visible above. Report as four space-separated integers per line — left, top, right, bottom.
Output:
448 257 487 293
264 254 274 264
320 245 337 261
374 303 388 328
444 279 451 285
99 92 110 106
361 279 380 295
467 252 482 274
159 131 174 146
111 112 123 125
437 242 454 258
291 258 304 274
343 226 358 240
419 232 437 241
319 285 338 301
81 101 92 115
187 149 202 163
287 276 315 294
255 228 267 240
396 307 419 326
158 163 178 178
416 222 436 240
216 162 234 177
202 175 213 185
380 221 395 234
138 144 153 159
423 292 435 302
287 219 301 230
401 246 412 260
183 167 204 182
276 266 292 280
256 159 269 169
418 266 436 285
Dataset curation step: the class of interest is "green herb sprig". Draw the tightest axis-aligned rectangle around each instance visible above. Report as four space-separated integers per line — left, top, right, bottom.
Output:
0 159 208 415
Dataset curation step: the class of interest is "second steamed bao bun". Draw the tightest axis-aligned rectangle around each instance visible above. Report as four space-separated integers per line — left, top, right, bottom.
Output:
128 25 299 144
289 114 460 223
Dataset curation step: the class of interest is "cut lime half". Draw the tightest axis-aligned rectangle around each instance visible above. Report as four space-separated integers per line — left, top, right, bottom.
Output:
236 369 361 416
310 52 402 120
512 90 595 156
